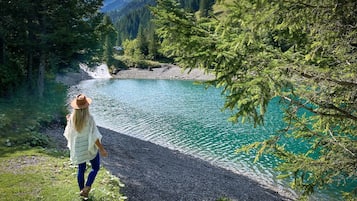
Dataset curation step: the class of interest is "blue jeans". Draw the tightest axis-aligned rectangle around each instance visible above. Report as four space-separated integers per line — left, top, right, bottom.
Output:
77 152 100 190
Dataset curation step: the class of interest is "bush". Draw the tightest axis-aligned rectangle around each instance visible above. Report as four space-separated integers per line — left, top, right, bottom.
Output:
0 80 67 149
112 55 161 71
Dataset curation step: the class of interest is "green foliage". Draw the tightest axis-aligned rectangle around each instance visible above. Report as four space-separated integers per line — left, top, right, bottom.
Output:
0 81 67 150
119 22 162 60
114 55 160 69
3 132 49 149
96 15 118 67
147 24 160 60
114 6 154 42
122 39 143 59
153 0 357 199
109 0 215 63
108 0 155 31
0 0 104 96
108 0 214 42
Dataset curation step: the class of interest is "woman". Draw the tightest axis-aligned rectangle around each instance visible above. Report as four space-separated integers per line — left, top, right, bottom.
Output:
64 94 108 199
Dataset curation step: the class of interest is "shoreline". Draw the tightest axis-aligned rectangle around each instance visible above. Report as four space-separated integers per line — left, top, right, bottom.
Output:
52 64 296 201
112 64 215 81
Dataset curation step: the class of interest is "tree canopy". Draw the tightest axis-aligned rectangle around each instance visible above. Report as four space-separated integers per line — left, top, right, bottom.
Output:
0 0 104 96
152 0 357 199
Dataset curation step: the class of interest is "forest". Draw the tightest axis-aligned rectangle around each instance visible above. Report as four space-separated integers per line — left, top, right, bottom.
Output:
108 0 214 43
0 0 356 200
105 0 215 62
0 0 118 97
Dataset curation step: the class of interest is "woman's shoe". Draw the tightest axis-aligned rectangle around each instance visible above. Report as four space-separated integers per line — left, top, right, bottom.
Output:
80 186 91 199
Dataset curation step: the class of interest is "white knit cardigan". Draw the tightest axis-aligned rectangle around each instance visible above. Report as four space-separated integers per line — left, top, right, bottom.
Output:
63 115 102 165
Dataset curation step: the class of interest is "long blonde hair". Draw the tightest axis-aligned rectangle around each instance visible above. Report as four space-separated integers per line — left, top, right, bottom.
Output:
72 108 90 132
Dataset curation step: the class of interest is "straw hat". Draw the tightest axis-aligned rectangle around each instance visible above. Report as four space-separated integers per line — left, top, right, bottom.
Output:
70 94 92 109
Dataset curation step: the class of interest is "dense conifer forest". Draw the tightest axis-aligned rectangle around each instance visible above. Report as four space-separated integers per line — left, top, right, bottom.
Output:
0 0 118 96
106 0 215 61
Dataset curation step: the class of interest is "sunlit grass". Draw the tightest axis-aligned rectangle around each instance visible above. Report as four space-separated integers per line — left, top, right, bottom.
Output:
0 148 126 201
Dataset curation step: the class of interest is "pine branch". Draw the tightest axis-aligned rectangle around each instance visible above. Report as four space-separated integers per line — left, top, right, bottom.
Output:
283 0 334 9
328 129 356 157
282 96 357 121
294 69 357 87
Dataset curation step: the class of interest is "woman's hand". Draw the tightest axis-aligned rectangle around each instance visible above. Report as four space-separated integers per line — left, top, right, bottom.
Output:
99 148 108 157
95 139 108 157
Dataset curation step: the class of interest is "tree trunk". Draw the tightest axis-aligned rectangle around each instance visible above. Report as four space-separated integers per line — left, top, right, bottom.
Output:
37 3 47 98
0 36 4 65
37 53 45 98
26 51 34 91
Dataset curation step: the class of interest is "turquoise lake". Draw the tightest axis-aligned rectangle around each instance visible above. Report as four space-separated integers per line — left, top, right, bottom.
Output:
70 78 344 200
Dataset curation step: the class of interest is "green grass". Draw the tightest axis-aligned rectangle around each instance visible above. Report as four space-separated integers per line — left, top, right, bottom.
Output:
0 147 126 201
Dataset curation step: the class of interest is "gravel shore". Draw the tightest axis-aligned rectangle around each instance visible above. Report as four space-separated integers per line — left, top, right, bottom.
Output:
112 64 215 81
51 64 296 201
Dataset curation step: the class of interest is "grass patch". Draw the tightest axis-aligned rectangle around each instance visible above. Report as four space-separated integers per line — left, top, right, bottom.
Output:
0 147 126 201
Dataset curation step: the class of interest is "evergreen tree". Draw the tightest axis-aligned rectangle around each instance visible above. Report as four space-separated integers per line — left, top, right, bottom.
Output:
136 25 149 58
111 0 214 44
147 23 159 60
152 0 357 199
114 6 152 42
98 15 118 67
0 0 104 96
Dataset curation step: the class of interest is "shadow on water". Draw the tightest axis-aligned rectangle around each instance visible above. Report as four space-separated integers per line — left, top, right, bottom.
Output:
99 127 295 201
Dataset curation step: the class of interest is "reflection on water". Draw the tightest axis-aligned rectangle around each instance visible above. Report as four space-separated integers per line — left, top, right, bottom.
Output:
69 79 339 200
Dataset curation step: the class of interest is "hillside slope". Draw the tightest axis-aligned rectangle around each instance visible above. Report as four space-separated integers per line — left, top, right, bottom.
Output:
102 0 132 12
